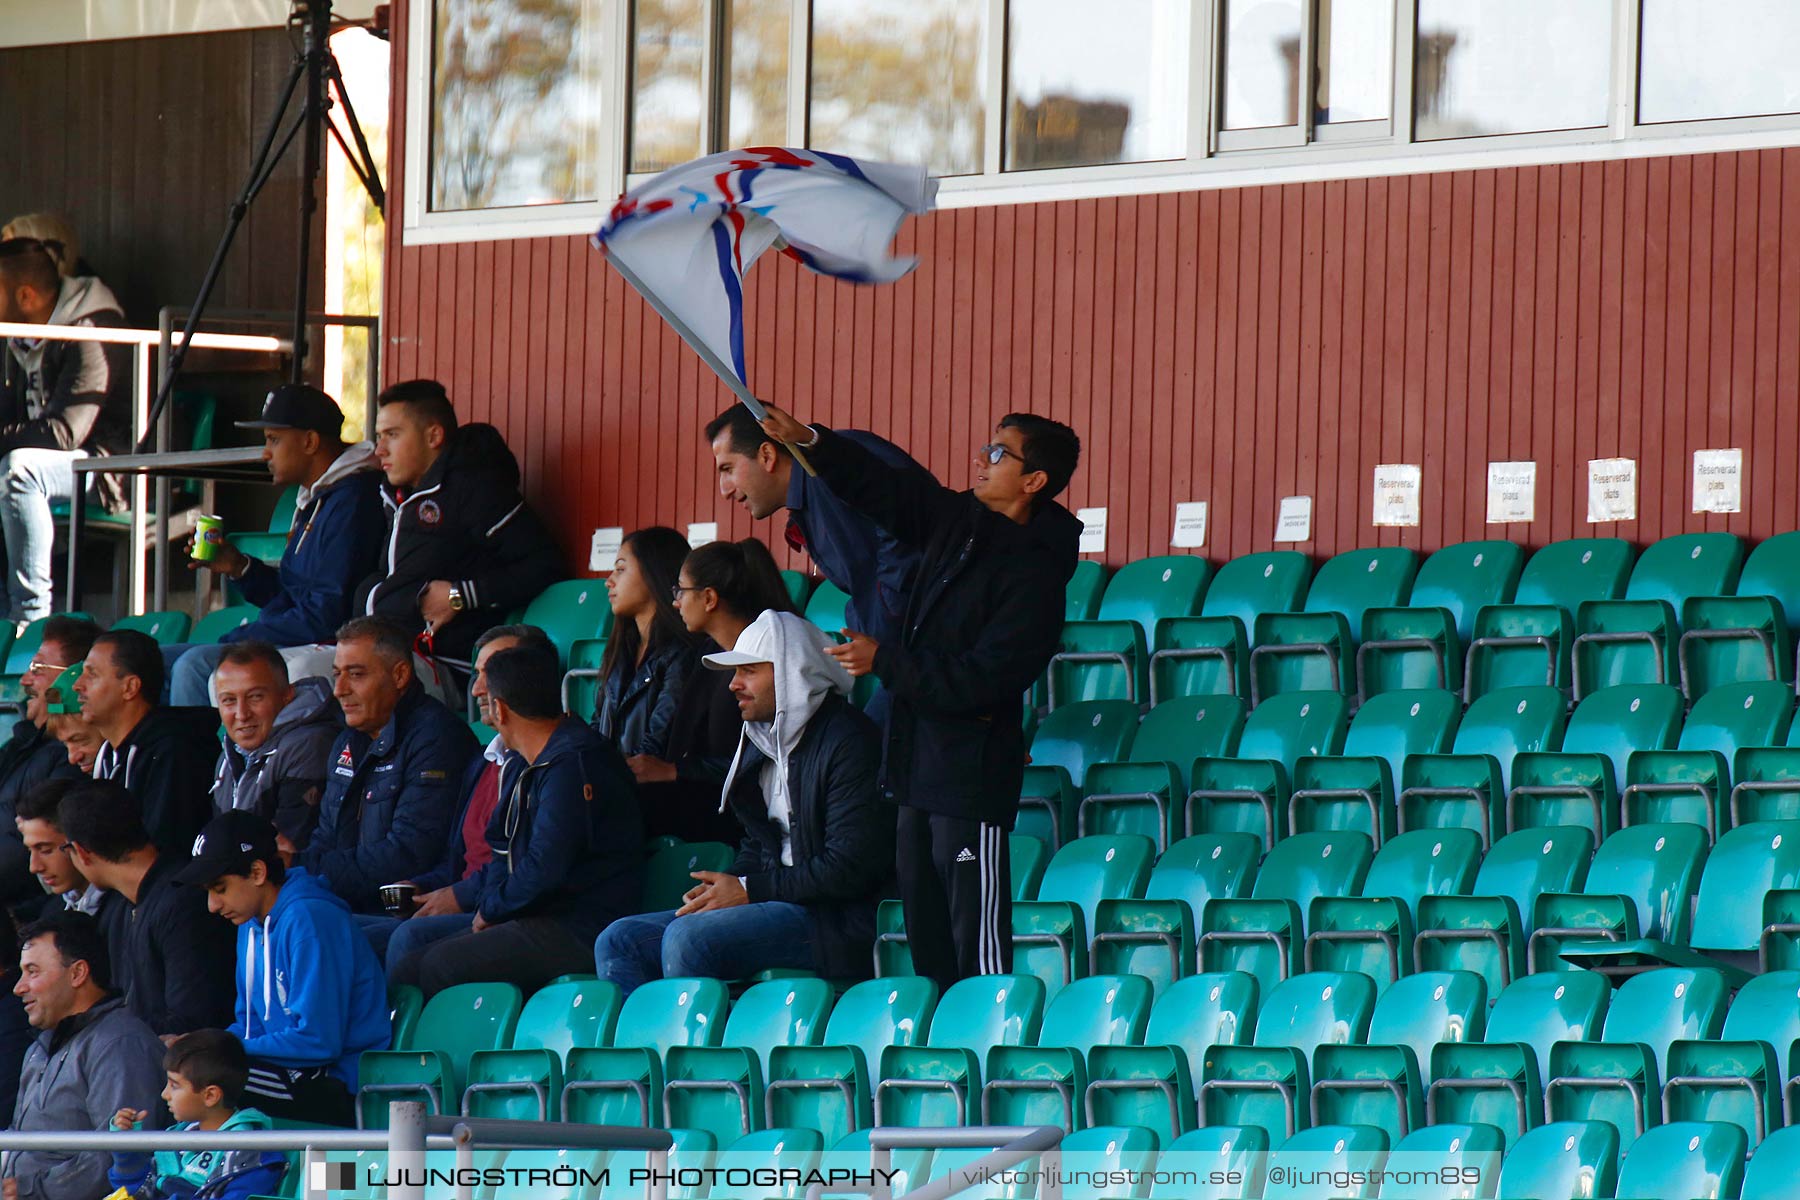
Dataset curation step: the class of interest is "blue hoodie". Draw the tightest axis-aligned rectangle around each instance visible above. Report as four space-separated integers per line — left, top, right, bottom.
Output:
230 867 390 1087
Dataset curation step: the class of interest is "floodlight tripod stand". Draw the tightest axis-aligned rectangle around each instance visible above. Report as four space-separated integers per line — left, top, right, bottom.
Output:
141 0 385 448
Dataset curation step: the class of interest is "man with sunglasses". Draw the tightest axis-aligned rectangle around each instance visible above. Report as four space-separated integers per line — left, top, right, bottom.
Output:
759 404 1082 989
0 617 98 911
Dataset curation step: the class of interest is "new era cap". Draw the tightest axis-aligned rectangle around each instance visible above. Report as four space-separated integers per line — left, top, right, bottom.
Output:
173 809 281 886
235 383 344 438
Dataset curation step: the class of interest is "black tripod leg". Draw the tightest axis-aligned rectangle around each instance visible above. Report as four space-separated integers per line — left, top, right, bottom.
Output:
327 55 386 213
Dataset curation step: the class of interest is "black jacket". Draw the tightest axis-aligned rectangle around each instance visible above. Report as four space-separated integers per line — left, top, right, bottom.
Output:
451 719 644 939
114 854 237 1037
594 639 696 759
93 707 224 857
804 429 1081 828
638 652 745 845
353 423 564 663
727 693 895 979
0 721 76 908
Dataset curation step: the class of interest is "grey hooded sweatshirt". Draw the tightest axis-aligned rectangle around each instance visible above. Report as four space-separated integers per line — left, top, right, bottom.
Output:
211 676 341 848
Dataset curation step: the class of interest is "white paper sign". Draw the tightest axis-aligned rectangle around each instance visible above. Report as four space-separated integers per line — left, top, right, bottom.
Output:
1486 461 1537 524
686 521 719 547
1171 502 1208 548
1692 448 1743 514
1273 496 1313 543
1587 458 1638 523
1372 464 1422 527
589 526 624 572
1077 507 1108 555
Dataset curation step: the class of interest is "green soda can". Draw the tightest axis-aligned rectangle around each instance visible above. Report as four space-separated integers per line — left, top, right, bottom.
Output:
192 514 225 562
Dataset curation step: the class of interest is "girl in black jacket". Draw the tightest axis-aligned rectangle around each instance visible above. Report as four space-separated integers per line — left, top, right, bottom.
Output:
594 527 697 762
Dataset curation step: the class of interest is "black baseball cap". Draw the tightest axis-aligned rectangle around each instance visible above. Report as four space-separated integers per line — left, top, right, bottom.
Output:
235 383 344 438
173 809 281 886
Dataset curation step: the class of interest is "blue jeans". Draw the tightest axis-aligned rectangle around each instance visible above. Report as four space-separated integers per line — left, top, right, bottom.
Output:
165 642 227 706
593 902 816 995
357 913 474 988
0 447 82 624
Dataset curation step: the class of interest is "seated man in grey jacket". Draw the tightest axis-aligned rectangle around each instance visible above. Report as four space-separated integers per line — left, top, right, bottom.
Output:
4 910 164 1200
209 641 340 849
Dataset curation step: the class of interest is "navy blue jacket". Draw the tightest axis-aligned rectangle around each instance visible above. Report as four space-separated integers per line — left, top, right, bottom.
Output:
451 720 643 939
788 430 927 646
231 455 387 647
302 684 477 913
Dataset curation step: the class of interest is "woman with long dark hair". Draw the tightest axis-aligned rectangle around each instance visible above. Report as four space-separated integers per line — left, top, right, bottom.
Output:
627 538 797 843
593 527 696 759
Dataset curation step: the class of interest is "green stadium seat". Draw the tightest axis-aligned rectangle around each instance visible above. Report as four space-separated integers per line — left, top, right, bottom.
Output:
356 982 523 1126
1080 696 1244 848
1358 540 1525 699
1250 548 1419 704
803 581 850 638
1741 1123 1800 1200
561 977 728 1126
1048 555 1212 707
1397 686 1567 848
1266 1125 1389 1199
1013 834 1155 993
1571 533 1745 697
1413 826 1593 996
1680 533 1800 695
1199 971 1376 1143
765 976 937 1144
1199 832 1374 997
1376 1122 1504 1199
1289 690 1461 844
595 1128 713 1200
1427 972 1609 1145
663 977 832 1142
1084 971 1259 1143
562 637 607 720
1154 1126 1268 1200
1148 551 1312 704
925 1147 1030 1200
1506 683 1684 840
1729 719 1800 827
1304 829 1483 990
825 1130 930 1198
522 579 614 666
1661 970 1800 1147
110 610 193 645
1527 824 1707 972
1613 1120 1747 1200
1011 833 1048 901
462 980 621 1120
388 984 424 1051
1311 970 1488 1143
1189 691 1348 849
1091 833 1262 996
191 603 258 644
228 484 301 567
718 1128 822 1200
1018 699 1140 849
1065 559 1108 622
481 1148 601 1200
1621 680 1794 841
1544 967 1727 1141
1491 1121 1618 1200
983 974 1152 1129
779 569 814 610
642 841 736 912
874 974 1044 1127
1465 538 1634 700
1060 1126 1160 1200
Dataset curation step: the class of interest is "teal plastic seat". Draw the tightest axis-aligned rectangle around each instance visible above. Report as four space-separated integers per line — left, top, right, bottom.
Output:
1681 533 1800 695
1014 834 1155 993
1060 1126 1160 1200
1189 691 1348 849
463 980 622 1120
522 579 614 667
1251 548 1419 703
1397 685 1567 847
1048 555 1213 707
1527 823 1707 972
1289 689 1460 844
1622 680 1794 841
1544 967 1728 1141
1464 538 1634 700
1358 540 1525 698
779 569 814 610
596 1128 713 1200
1661 970 1800 1147
1376 1122 1505 1199
643 841 736 912
1148 551 1312 703
1612 1120 1747 1200
1492 1120 1618 1199
1066 560 1107 621
874 974 1044 1127
1305 829 1483 990
191 603 258 644
1311 970 1488 1143
1427 972 1609 1144
982 974 1152 1129
488 1148 604 1200
803 581 850 637
1507 684 1684 840
1199 832 1374 997
1729 717 1800 826
765 977 936 1144
717 1128 822 1200
1080 695 1246 847
1199 971 1376 1143
1019 699 1140 848
926 1146 1032 1200
1011 833 1048 901
389 984 424 1051
1741 1123 1800 1200
563 636 608 721
1085 971 1259 1143
663 978 833 1143
109 610 193 645
1153 1126 1268 1199
227 484 301 566
825 1130 929 1199
1413 826 1593 996
562 977 728 1127
1091 832 1262 996
1265 1125 1389 1199
356 982 523 1127
1571 533 1745 698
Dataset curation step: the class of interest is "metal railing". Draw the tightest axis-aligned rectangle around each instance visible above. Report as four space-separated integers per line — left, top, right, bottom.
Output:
804 1125 1065 1200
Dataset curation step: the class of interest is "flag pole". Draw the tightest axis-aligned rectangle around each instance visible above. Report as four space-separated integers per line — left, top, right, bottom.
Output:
604 250 818 476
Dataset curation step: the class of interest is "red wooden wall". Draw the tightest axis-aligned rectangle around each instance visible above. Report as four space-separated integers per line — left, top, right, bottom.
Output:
383 3 1800 574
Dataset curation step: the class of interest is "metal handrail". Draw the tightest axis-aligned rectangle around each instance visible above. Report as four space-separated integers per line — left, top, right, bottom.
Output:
803 1125 1065 1200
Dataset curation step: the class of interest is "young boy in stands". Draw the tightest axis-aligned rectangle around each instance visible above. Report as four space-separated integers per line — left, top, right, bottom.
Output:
179 809 390 1126
108 1029 286 1200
